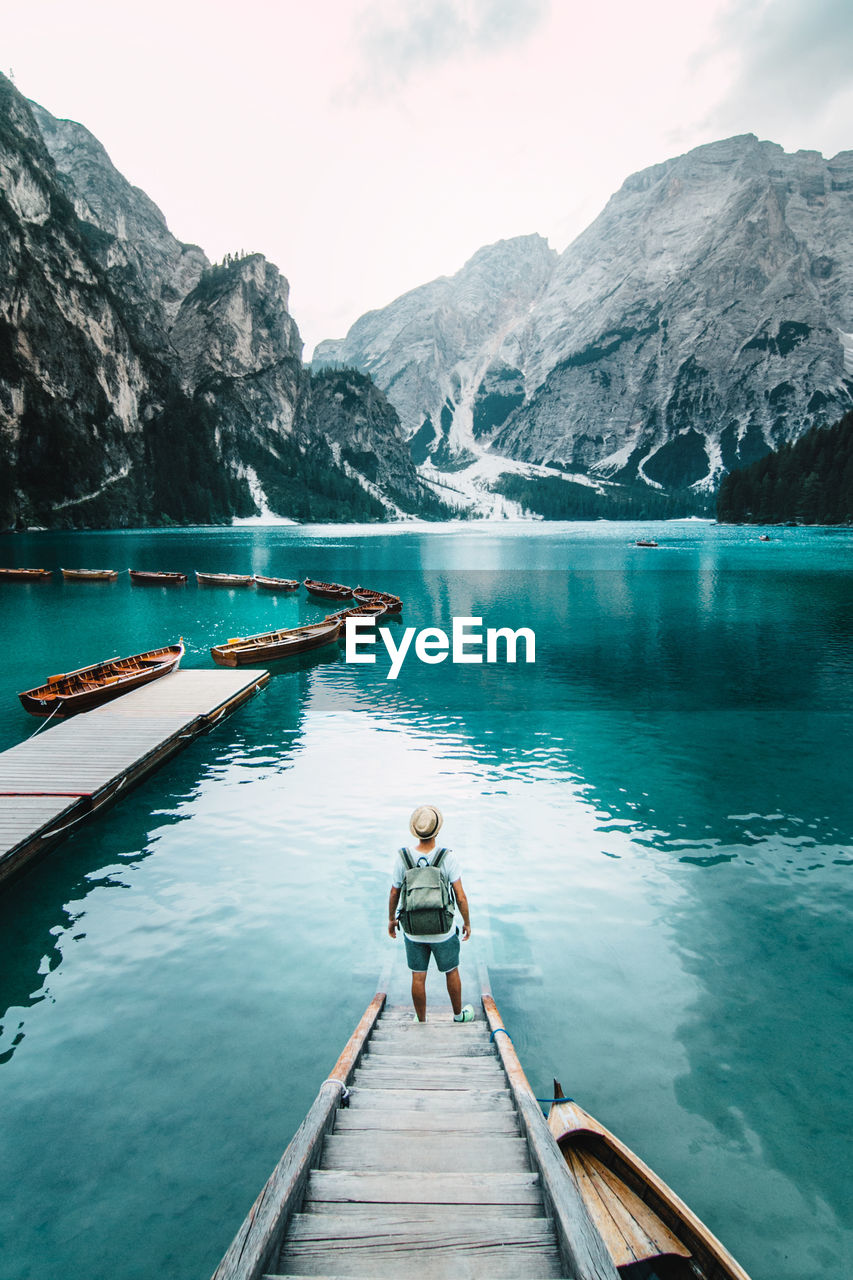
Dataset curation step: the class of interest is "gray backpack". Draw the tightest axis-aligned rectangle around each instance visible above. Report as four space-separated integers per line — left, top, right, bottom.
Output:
397 847 456 936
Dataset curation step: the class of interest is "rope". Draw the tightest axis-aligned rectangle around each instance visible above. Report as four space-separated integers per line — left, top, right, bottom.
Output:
536 1095 575 1105
489 1027 513 1044
488 1025 574 1107
23 702 62 739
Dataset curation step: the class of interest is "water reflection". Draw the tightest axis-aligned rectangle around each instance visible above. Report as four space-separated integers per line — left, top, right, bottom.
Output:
0 526 850 1280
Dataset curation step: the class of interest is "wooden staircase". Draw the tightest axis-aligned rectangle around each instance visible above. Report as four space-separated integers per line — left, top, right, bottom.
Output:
213 985 618 1280
267 1004 566 1278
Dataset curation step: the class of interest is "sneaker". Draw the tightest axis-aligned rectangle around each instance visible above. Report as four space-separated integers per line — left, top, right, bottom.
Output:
454 1004 475 1022
412 1013 426 1023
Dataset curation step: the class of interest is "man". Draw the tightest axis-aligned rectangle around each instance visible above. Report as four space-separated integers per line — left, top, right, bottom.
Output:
388 804 474 1023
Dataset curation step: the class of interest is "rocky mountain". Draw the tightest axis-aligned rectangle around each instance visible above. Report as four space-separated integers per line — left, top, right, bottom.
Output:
0 73 434 528
315 235 557 469
316 135 853 503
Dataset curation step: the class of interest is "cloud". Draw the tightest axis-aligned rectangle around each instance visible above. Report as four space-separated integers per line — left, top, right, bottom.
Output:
351 0 549 91
703 0 853 146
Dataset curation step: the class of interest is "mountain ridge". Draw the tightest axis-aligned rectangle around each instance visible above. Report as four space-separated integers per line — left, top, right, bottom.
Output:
316 133 853 505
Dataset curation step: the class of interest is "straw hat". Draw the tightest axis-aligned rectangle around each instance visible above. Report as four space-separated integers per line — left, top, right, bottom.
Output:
409 804 443 840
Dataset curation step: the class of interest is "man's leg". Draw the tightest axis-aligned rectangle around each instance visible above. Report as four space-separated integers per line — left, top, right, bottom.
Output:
445 966 462 1016
411 970 427 1021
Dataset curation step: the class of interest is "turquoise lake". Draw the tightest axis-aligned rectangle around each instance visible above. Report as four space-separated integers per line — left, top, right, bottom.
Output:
0 520 851 1280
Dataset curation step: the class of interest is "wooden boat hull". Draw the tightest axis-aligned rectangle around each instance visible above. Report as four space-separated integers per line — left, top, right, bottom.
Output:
61 568 119 580
303 579 353 600
0 567 52 581
19 642 184 718
353 588 403 613
548 1091 751 1279
254 576 300 591
129 570 187 585
324 604 386 633
211 622 341 666
195 572 254 587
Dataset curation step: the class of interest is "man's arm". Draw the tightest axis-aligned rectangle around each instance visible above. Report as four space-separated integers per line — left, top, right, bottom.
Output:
388 886 401 938
452 878 471 941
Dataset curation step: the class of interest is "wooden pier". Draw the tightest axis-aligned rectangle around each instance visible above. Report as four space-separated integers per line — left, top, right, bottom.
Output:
212 975 618 1280
0 668 269 885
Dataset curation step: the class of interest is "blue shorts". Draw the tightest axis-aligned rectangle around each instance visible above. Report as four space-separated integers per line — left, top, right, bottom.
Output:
404 930 460 973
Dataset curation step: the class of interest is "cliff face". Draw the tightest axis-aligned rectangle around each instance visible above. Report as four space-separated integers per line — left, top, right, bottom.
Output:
0 76 167 527
314 235 557 467
316 136 853 495
0 74 427 527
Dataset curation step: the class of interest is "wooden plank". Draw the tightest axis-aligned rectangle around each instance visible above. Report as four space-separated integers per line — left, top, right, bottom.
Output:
276 1214 563 1278
582 1151 691 1262
361 1053 503 1071
299 1203 541 1221
285 1212 556 1243
481 987 620 1280
320 1132 531 1173
363 1040 496 1057
333 1108 519 1133
304 1170 543 1206
347 1087 514 1111
351 1070 504 1091
211 993 385 1280
565 1148 636 1267
273 1237 564 1278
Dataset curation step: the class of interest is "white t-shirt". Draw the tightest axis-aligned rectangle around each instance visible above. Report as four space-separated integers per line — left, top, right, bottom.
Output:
392 846 462 943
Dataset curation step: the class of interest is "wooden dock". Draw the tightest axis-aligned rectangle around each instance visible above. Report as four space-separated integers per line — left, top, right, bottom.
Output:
0 668 269 885
212 977 619 1280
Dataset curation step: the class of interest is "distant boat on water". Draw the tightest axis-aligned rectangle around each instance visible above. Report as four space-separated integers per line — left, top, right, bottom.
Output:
353 587 403 612
129 570 188 585
195 571 254 587
254 575 300 591
0 567 52 581
61 567 119 580
635 540 659 548
304 578 353 600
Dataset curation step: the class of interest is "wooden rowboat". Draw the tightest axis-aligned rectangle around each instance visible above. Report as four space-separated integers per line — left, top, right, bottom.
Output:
353 586 403 613
19 641 184 718
303 578 353 600
0 567 52 581
195 571 254 587
61 567 119 580
548 1082 751 1279
129 569 188 585
634 540 659 548
254 575 300 591
211 621 340 667
323 603 386 631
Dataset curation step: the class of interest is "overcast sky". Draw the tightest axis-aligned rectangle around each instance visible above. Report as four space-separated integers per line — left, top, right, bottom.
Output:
5 0 853 354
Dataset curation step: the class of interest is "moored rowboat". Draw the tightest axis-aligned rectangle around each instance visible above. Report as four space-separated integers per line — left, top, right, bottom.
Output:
303 578 353 599
195 571 254 587
253 575 300 591
548 1082 751 1279
211 621 341 666
19 641 184 718
323 603 386 631
61 567 119 580
129 569 188 585
0 567 52 581
353 586 403 613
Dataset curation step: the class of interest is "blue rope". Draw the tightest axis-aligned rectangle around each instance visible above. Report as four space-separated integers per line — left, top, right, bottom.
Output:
489 1025 575 1106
